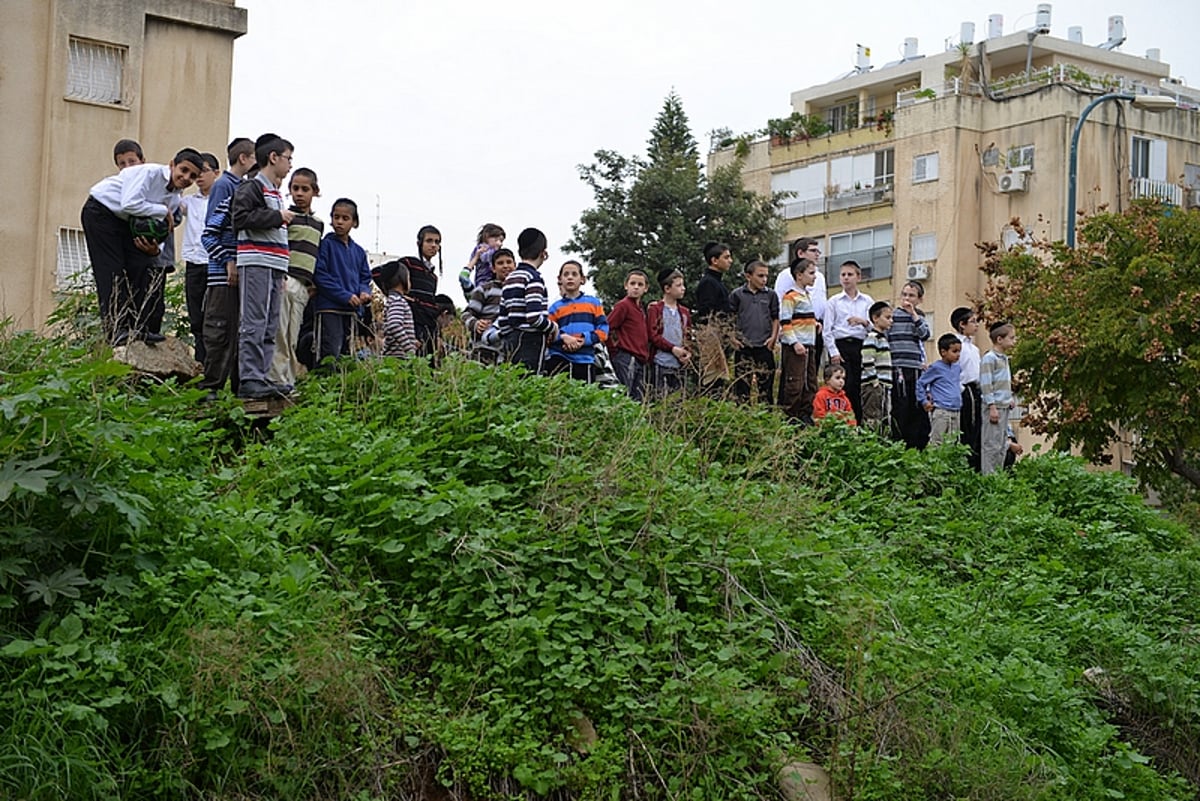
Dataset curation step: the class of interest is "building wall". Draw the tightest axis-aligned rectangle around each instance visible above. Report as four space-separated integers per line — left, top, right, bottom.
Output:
0 0 246 329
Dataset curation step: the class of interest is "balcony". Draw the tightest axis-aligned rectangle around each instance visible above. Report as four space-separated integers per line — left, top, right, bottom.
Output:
779 183 894 220
1130 178 1183 205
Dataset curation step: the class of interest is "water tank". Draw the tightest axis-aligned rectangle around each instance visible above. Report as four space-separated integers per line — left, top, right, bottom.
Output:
987 14 1004 39
1067 26 1083 43
903 37 918 60
1035 4 1052 34
1146 48 1161 61
1108 15 1125 43
961 21 975 45
856 43 871 72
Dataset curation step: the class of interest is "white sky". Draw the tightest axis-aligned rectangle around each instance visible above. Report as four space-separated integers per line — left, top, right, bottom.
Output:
228 0 1200 300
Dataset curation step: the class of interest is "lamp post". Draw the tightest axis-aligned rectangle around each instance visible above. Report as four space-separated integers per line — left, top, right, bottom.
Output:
1066 93 1177 247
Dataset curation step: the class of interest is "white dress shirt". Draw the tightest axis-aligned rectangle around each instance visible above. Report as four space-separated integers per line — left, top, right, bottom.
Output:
957 333 981 386
823 290 875 357
88 163 181 220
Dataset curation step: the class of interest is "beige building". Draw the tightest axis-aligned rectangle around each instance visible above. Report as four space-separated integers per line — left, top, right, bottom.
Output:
0 0 246 329
711 20 1200 335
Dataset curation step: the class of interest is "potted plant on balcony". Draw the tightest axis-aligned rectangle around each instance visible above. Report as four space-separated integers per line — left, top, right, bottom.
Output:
765 116 797 146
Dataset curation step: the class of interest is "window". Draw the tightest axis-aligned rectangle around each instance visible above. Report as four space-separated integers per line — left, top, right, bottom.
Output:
874 148 895 186
828 225 893 282
826 99 859 133
909 232 937 263
1131 136 1166 181
57 228 91 290
1006 144 1035 171
1184 163 1200 189
772 163 827 218
66 38 125 105
912 152 939 183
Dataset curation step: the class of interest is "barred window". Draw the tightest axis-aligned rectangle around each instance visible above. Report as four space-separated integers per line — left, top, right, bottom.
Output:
57 228 92 290
66 38 125 105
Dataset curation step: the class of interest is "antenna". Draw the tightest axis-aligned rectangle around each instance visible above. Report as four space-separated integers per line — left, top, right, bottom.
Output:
374 194 381 253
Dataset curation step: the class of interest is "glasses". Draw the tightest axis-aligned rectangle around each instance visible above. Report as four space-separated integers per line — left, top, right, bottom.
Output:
806 247 821 253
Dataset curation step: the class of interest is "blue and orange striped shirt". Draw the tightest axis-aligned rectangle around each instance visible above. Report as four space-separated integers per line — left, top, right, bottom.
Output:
547 293 609 365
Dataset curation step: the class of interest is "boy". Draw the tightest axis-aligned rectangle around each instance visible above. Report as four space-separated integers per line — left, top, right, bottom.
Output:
489 227 558 372
545 261 609 383
916 333 964 447
81 147 204 345
823 259 873 422
233 136 296 399
647 268 692 396
951 307 983 470
180 152 221 363
775 237 828 371
980 321 1018 475
729 259 779 404
888 281 932 449
778 257 819 422
860 300 894 435
606 268 651 400
695 241 734 396
372 259 417 358
462 247 517 364
813 364 857 425
110 138 180 345
270 167 324 385
198 137 256 397
313 198 373 364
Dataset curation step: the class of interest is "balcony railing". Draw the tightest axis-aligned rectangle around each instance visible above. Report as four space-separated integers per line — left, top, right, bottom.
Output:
1130 178 1183 205
779 183 894 220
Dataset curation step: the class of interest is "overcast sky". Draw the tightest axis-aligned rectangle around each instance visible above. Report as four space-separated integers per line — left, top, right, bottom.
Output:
228 0 1200 300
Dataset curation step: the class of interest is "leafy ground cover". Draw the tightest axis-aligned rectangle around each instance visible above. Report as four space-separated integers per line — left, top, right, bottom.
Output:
1 331 1197 799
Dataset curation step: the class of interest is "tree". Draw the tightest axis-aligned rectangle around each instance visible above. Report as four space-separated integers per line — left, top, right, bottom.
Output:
567 92 787 305
981 201 1200 492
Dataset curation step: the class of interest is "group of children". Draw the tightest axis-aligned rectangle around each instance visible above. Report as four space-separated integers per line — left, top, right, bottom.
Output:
84 135 458 400
82 140 1019 471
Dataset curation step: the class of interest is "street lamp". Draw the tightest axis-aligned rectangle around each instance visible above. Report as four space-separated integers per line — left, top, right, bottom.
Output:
1066 92 1177 247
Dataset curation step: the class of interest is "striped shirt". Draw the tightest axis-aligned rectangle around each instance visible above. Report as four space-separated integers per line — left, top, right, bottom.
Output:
887 307 931 369
861 329 893 387
979 349 1014 407
201 195 235 286
203 170 242 286
497 263 555 336
383 290 417 358
779 287 816 346
233 174 288 272
286 207 323 283
547 293 609 365
463 278 505 356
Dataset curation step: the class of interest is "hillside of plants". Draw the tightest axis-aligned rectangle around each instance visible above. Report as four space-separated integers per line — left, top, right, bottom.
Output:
2 328 1198 800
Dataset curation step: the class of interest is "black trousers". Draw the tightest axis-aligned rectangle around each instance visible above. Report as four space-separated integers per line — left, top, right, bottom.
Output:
544 355 596 383
199 284 239 393
834 337 865 423
80 197 153 341
960 381 983 471
504 331 547 374
892 366 931 449
732 345 776 404
185 263 208 363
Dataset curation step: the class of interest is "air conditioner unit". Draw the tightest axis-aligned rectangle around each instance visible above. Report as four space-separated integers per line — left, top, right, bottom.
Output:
999 171 1028 193
906 263 930 280
1187 188 1200 209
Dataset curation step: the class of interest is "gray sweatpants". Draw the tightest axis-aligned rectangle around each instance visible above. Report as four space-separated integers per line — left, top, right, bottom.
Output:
980 406 1011 475
238 265 284 386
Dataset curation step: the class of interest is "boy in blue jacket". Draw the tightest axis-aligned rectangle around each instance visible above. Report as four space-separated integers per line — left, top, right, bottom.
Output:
313 198 373 364
916 333 963 447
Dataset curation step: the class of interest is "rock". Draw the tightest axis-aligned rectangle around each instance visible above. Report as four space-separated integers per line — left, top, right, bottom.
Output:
566 709 598 754
779 761 832 801
113 337 201 381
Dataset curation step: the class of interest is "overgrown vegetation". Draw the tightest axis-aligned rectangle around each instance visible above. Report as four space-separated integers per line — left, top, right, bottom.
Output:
2 325 1198 799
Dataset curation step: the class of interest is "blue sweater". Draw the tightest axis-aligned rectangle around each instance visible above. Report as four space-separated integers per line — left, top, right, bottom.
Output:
916 359 963 410
547 293 609 365
203 170 241 286
313 233 372 313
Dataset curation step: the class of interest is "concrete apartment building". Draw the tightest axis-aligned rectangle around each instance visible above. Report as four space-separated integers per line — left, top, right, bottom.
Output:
0 0 246 330
709 9 1200 339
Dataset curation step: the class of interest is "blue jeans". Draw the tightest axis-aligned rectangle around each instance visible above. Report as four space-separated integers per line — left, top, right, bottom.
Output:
610 349 646 401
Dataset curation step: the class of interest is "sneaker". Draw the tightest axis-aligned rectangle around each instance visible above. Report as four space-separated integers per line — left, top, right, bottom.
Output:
237 380 275 400
142 332 166 344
